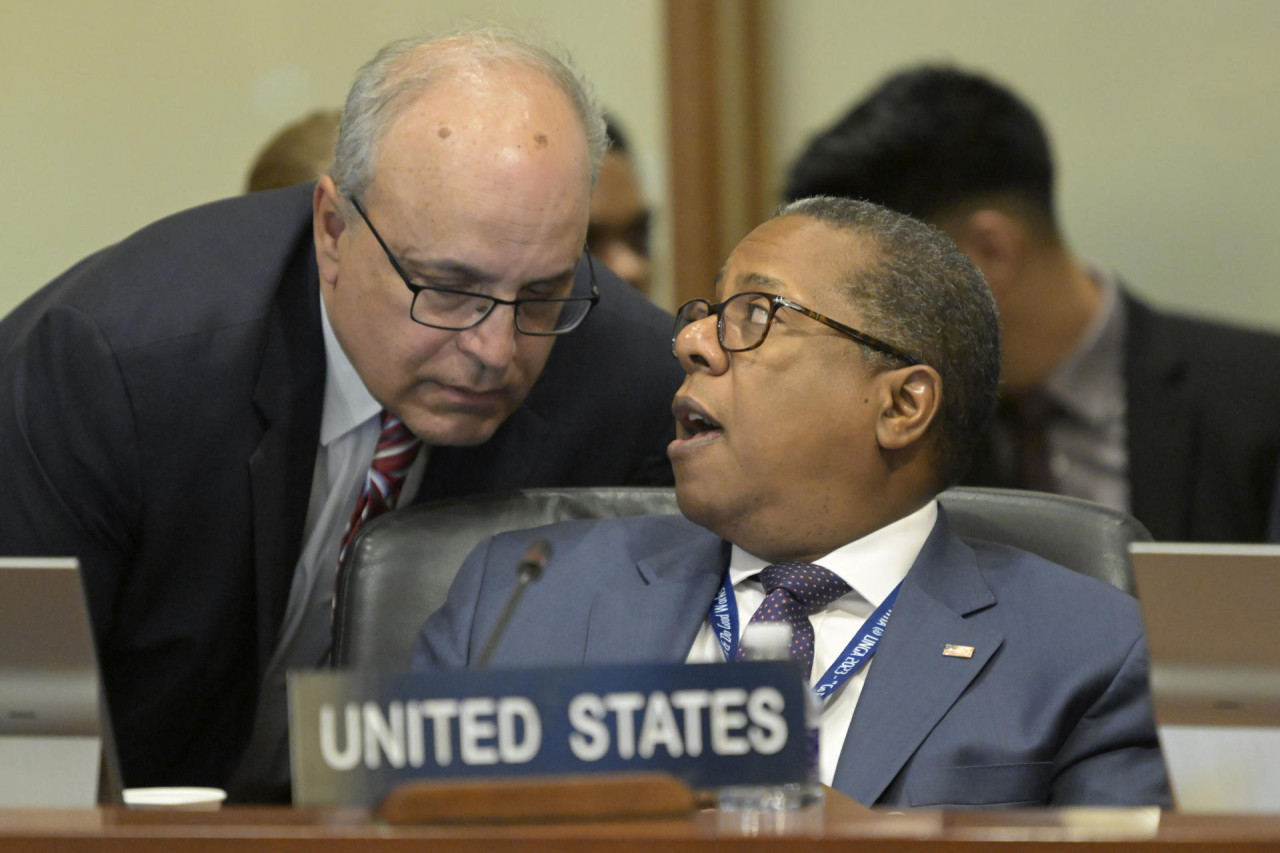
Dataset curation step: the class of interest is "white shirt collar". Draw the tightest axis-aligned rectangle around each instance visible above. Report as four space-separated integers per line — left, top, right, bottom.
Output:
319 293 382 446
728 500 938 606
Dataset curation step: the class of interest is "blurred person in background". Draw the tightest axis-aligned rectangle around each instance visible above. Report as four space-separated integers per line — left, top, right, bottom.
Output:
245 108 342 193
785 64 1280 542
588 113 653 296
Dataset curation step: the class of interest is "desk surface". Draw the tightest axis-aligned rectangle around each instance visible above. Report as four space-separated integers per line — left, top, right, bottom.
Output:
3 794 1280 852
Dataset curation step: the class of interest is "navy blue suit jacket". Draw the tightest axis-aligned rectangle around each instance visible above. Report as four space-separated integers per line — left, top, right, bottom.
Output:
0 184 684 793
413 509 1172 808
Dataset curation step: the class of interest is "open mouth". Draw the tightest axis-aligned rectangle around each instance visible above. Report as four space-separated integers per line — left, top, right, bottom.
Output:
673 398 724 442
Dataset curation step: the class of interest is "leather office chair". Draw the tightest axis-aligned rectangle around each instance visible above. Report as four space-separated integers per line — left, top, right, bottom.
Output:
331 486 1150 670
332 487 680 669
936 487 1148 594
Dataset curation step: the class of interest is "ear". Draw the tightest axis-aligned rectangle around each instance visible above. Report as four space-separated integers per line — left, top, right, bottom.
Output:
949 208 1026 297
312 175 349 288
874 364 942 452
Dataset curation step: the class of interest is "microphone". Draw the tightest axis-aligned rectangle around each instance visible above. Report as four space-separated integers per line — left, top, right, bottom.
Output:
475 538 552 668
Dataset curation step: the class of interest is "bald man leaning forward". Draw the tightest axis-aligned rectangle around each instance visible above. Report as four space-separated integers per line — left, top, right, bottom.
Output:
0 29 682 801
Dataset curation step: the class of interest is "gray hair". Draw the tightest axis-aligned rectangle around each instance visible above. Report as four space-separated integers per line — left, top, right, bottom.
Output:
776 196 1001 487
330 26 607 203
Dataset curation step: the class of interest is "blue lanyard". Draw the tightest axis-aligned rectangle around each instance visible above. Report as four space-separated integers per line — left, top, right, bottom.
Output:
709 572 902 701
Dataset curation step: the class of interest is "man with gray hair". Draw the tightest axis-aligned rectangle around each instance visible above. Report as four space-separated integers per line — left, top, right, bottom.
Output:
414 196 1171 807
0 29 682 800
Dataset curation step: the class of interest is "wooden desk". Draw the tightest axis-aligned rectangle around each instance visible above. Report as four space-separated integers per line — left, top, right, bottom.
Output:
2 794 1280 852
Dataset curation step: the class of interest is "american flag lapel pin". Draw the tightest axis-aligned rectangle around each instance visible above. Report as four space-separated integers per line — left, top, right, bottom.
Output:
942 643 974 658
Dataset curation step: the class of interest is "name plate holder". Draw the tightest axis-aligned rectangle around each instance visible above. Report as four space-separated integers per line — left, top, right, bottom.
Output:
289 662 807 822
379 772 697 824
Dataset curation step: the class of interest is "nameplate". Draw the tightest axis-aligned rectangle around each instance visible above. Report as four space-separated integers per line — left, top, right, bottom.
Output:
289 662 807 806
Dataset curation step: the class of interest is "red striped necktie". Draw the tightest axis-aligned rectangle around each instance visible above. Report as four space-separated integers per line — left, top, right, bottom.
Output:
337 410 423 569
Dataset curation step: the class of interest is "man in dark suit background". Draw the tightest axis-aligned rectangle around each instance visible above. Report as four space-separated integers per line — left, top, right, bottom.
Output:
784 65 1280 543
414 196 1171 808
0 29 682 800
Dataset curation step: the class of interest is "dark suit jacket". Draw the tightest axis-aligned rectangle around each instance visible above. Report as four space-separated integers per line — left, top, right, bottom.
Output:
412 510 1171 808
0 184 684 792
968 290 1280 542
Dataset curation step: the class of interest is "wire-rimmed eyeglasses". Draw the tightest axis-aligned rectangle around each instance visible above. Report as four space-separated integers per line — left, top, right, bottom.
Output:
672 291 918 365
349 197 599 336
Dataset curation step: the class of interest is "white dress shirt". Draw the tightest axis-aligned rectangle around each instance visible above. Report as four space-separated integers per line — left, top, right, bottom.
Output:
230 295 426 788
686 501 937 785
272 295 427 673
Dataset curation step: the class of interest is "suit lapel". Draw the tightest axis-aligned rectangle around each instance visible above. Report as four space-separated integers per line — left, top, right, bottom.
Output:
1122 291 1197 540
832 512 1003 805
585 531 729 664
248 242 325 672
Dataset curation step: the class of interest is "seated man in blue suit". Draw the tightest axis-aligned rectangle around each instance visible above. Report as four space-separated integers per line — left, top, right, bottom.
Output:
413 196 1172 808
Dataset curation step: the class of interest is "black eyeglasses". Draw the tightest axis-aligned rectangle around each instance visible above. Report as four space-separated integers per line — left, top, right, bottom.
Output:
672 291 919 365
349 197 599 335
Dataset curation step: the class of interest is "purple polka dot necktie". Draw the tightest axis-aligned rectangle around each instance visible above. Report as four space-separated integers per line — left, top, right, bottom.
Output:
737 562 853 678
337 411 423 572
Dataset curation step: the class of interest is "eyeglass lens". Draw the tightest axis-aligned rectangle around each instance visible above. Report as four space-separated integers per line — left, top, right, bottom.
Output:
410 289 591 334
673 292 774 352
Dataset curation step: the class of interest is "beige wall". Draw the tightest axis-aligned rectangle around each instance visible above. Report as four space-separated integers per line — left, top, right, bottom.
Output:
7 1 1279 330
766 0 1280 330
0 0 668 316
